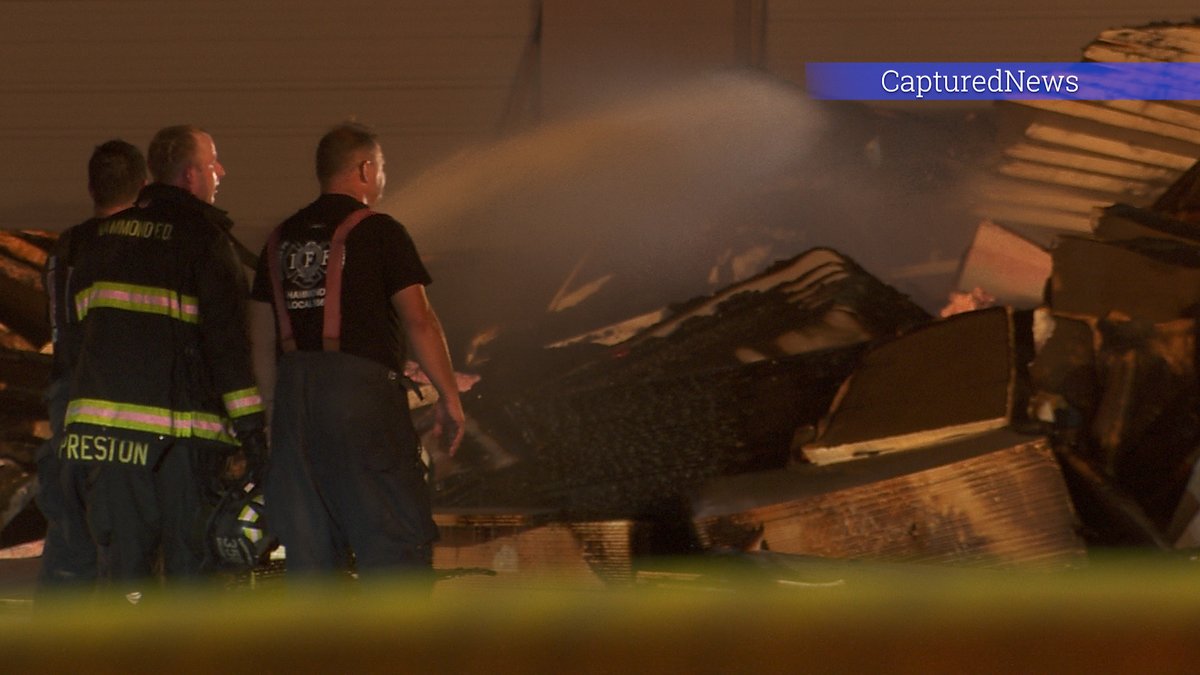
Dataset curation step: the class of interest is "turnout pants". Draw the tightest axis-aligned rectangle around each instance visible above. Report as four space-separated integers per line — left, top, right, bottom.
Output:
265 351 436 580
36 379 96 590
70 441 210 593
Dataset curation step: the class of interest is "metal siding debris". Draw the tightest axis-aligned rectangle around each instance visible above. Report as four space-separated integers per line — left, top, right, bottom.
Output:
695 430 1086 568
433 510 635 589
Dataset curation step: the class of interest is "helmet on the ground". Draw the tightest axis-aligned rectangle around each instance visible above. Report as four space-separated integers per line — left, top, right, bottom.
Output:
208 483 277 570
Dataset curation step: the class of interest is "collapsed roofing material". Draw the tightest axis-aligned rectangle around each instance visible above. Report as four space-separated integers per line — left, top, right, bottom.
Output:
562 247 930 380
437 248 930 523
976 24 1200 243
693 429 1085 568
973 167 1200 544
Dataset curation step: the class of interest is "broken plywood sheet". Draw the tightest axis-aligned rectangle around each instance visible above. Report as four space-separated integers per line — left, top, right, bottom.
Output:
694 429 1085 568
432 509 634 591
1049 235 1200 322
954 220 1051 309
802 307 1019 465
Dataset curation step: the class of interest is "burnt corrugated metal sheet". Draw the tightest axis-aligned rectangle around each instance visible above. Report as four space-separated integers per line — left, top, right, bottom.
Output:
977 24 1200 243
695 429 1086 568
433 510 635 589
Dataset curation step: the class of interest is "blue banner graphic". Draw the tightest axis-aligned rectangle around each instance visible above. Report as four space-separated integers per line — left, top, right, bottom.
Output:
805 62 1200 101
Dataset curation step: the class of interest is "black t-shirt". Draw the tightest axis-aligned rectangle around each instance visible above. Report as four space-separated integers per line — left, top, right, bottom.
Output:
251 194 431 372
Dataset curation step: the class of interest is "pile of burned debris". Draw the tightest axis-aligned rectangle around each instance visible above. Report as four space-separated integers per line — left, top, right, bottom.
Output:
433 249 929 520
0 231 53 550
433 177 1200 579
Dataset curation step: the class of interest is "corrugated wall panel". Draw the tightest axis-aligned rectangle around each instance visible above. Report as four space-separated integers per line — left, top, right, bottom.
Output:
0 0 535 246
765 1 1200 85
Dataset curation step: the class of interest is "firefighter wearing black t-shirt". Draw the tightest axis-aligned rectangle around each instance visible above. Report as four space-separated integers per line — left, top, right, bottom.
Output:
249 122 464 583
62 126 267 594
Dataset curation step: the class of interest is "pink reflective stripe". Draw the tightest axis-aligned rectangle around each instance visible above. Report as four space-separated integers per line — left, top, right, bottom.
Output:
76 284 199 322
72 404 228 433
72 403 172 430
322 209 375 351
191 418 230 434
226 393 263 415
67 398 239 444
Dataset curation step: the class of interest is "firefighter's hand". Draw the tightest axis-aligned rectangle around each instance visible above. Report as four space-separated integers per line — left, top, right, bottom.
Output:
434 397 465 457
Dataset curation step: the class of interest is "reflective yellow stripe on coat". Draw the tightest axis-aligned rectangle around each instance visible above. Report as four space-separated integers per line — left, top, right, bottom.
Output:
75 282 200 324
66 398 238 445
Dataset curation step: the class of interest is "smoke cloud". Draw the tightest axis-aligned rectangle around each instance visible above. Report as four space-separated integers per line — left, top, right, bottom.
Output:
378 70 985 357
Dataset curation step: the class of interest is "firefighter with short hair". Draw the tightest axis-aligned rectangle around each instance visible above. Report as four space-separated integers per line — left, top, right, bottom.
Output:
38 139 147 593
249 121 464 585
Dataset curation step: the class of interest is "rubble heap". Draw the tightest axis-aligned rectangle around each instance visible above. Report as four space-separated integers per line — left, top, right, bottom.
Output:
0 231 52 548
436 248 930 528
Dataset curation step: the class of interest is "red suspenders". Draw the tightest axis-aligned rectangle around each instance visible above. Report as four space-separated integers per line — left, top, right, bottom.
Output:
266 209 375 352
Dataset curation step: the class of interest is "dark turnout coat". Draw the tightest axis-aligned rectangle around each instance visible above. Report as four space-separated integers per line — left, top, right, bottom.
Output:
61 183 264 467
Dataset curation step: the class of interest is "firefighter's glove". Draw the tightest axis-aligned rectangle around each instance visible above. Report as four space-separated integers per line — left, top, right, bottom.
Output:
221 429 269 490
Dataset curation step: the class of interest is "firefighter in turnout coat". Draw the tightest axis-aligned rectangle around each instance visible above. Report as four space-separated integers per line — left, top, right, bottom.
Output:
61 126 266 593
